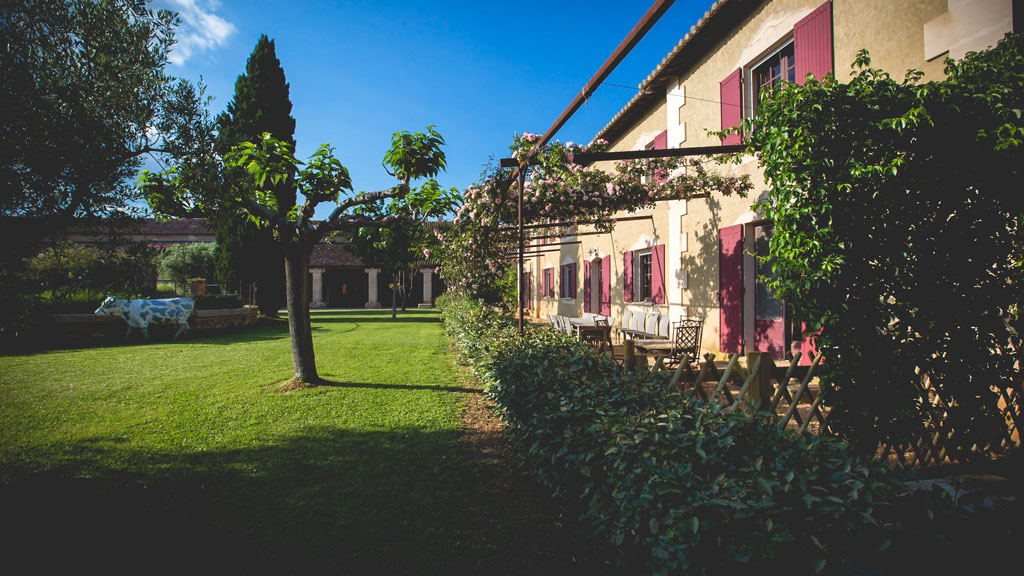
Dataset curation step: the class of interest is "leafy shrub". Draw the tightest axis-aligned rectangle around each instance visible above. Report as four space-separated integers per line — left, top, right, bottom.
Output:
193 294 243 310
438 296 928 574
157 242 217 284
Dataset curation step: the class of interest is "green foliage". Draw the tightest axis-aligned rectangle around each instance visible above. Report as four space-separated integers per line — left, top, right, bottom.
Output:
26 241 157 302
0 0 206 223
157 243 217 284
438 296 921 573
383 125 447 183
743 35 1024 456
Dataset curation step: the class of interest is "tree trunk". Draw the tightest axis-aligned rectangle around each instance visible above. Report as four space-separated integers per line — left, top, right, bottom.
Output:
284 243 319 383
391 272 397 319
400 269 407 311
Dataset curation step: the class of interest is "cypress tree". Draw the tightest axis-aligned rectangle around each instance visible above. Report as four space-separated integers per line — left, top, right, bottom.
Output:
213 35 296 315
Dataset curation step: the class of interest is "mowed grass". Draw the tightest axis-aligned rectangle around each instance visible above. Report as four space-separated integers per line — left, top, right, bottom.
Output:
0 309 490 573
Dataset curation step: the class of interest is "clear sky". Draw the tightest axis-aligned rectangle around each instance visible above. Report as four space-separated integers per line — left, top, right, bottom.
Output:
158 0 717 218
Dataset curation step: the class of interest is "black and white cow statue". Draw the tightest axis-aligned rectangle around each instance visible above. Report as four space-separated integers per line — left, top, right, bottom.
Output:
94 296 195 341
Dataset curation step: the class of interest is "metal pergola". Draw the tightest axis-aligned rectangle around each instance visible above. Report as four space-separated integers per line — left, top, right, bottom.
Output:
504 0 748 334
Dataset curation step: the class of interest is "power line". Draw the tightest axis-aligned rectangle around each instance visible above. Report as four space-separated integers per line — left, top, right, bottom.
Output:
600 81 755 110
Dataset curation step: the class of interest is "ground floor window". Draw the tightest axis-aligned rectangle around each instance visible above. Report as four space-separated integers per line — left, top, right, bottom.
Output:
559 263 576 300
636 251 652 301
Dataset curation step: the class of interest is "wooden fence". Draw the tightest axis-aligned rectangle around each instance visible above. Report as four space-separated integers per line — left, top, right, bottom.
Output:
644 350 1022 468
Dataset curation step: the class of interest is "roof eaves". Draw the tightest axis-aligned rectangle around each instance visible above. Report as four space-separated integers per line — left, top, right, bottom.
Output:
590 0 760 147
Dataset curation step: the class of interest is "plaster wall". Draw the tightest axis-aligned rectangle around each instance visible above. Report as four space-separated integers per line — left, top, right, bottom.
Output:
534 0 1010 354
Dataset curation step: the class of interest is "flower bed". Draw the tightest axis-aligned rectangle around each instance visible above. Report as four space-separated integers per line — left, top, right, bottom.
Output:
438 295 933 573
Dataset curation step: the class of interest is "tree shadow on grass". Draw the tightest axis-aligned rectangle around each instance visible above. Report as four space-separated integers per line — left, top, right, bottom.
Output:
0 425 552 575
316 379 482 395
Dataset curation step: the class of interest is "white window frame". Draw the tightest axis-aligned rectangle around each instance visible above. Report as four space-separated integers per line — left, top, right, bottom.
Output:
633 248 653 302
744 37 795 121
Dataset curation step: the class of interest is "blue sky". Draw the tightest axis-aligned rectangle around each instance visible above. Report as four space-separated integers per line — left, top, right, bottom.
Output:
158 0 716 218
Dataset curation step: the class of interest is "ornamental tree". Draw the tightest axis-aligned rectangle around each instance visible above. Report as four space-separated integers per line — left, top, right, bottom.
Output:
143 128 456 385
742 34 1024 457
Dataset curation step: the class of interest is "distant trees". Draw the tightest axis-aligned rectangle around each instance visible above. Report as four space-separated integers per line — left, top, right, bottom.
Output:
157 243 218 285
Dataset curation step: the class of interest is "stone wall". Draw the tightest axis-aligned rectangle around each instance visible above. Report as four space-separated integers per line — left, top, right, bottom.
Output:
44 307 260 346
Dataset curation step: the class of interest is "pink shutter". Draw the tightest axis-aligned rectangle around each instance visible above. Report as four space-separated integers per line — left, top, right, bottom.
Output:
600 257 611 316
720 68 743 145
653 130 667 150
799 322 821 366
794 1 834 83
583 262 591 312
623 251 634 302
570 263 577 300
719 225 743 354
652 244 666 304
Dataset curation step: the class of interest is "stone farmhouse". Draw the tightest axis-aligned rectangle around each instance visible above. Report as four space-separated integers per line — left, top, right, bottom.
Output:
526 0 1017 361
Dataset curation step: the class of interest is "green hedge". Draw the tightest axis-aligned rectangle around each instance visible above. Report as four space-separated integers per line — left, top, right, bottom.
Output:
438 295 930 574
193 294 244 310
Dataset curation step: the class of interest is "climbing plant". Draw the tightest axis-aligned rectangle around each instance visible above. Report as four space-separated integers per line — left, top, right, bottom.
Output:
742 34 1024 456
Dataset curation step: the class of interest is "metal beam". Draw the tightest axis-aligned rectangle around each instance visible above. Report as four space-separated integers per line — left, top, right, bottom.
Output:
497 214 652 233
499 143 749 168
527 0 676 159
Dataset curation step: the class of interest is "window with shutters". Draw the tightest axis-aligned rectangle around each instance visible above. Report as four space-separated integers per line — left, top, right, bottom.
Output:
633 250 653 302
543 267 554 298
754 42 795 106
560 263 576 300
746 39 795 119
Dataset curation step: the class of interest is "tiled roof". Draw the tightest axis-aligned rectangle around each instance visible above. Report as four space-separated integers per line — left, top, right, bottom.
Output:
591 0 762 147
310 243 364 268
138 218 213 235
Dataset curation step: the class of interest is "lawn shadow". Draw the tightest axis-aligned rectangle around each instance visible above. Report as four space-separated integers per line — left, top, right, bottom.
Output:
316 379 482 395
0 425 556 574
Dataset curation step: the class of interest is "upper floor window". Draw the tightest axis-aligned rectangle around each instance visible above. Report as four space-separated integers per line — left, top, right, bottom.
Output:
754 42 795 105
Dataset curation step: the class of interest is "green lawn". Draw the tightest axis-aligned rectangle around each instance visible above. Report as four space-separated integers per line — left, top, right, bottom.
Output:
0 309 500 573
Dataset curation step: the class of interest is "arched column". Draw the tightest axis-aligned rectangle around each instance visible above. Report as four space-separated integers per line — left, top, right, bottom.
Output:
420 268 433 306
311 268 326 308
365 268 381 308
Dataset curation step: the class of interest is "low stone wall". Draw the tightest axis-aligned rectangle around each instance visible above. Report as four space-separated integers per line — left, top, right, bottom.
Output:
193 307 259 331
45 307 260 345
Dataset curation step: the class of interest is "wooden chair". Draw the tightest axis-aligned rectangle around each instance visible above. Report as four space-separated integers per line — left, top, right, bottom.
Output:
665 319 704 368
581 317 613 355
614 309 632 342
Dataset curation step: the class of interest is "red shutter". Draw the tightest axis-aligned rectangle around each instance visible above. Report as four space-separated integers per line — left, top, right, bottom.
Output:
652 244 666 304
720 68 743 145
623 251 634 302
583 262 591 312
653 130 667 150
570 263 577 300
794 1 834 83
600 257 611 316
799 322 821 366
719 225 744 353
